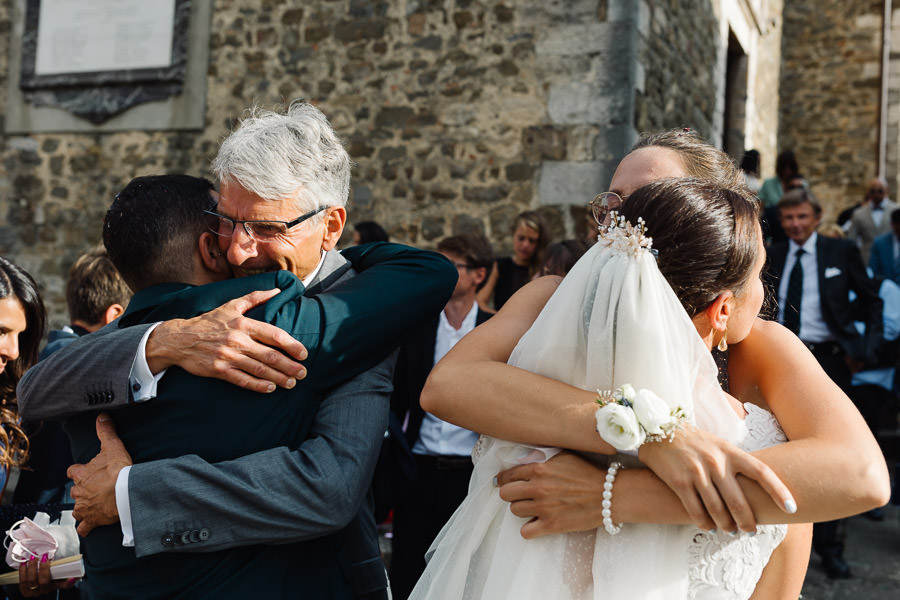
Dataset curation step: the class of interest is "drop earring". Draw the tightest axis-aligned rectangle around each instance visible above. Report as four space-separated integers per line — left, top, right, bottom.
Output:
717 329 728 352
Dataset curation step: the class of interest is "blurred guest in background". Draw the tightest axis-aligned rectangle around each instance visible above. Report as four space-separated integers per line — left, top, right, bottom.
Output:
477 210 550 310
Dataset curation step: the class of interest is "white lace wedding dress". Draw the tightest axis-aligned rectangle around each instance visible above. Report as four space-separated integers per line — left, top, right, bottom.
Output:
409 226 788 600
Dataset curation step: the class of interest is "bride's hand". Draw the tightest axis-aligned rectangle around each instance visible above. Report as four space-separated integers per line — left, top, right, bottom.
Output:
638 426 796 533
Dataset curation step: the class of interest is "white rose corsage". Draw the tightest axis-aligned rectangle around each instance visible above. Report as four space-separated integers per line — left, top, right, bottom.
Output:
594 384 687 452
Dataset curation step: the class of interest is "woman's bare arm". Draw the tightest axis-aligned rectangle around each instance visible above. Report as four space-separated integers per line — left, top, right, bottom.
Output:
474 260 500 310
423 277 606 452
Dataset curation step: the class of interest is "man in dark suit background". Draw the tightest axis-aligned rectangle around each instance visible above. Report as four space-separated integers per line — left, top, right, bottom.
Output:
868 208 900 285
765 187 883 579
18 103 457 599
386 233 493 599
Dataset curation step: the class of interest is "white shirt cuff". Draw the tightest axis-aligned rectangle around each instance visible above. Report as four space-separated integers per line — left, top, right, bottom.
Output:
129 322 166 402
116 466 135 547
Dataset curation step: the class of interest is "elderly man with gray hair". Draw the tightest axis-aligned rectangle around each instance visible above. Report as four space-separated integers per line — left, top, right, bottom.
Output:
846 176 897 265
18 101 456 598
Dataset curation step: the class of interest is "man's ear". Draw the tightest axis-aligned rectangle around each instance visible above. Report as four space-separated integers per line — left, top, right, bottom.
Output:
473 266 488 287
102 303 125 325
199 232 231 275
321 206 347 251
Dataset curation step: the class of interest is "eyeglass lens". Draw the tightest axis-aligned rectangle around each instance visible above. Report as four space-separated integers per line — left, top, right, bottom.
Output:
591 192 624 225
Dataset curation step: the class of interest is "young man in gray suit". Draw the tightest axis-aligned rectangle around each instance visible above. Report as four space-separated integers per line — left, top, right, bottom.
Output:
18 102 456 598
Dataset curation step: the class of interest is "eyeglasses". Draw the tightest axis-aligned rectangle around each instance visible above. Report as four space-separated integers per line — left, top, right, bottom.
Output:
204 206 327 242
451 261 476 270
589 191 625 225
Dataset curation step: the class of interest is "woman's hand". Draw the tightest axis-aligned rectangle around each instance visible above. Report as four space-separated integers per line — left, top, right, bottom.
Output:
497 452 606 538
637 426 796 533
17 555 76 597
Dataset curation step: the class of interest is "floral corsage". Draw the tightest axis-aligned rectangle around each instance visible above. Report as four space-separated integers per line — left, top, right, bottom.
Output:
594 384 687 452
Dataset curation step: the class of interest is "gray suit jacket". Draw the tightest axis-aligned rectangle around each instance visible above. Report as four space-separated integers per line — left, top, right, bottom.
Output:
17 249 448 596
847 199 898 264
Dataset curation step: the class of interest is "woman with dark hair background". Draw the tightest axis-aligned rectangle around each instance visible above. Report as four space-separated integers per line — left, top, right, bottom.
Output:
352 220 389 245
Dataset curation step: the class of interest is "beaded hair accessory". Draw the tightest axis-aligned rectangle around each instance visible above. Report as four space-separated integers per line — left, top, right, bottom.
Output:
597 212 656 258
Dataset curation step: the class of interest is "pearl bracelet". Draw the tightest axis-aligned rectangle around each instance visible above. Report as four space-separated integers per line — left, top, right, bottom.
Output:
602 461 623 535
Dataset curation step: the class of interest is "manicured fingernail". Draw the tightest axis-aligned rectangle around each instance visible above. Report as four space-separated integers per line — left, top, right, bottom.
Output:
67 578 76 584
284 378 296 389
784 498 797 514
41 553 48 563
492 476 498 487
747 531 757 537
727 530 738 537
296 367 307 379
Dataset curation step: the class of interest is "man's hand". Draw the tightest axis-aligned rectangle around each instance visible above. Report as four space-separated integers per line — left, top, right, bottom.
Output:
497 452 606 539
67 414 133 536
637 426 796 533
146 289 309 393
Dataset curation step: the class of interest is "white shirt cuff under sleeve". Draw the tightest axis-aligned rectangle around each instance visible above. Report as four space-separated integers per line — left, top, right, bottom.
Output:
116 466 135 547
129 322 167 402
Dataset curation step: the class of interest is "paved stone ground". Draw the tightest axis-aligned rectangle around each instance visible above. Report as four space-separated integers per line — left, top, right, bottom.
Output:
800 503 900 599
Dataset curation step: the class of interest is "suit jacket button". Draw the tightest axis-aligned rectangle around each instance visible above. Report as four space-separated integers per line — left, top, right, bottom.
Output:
198 528 210 541
180 532 191 545
161 534 176 547
189 530 201 543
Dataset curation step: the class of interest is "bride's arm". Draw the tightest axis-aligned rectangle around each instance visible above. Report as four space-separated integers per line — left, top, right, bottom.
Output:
496 319 889 534
422 276 607 452
424 283 794 530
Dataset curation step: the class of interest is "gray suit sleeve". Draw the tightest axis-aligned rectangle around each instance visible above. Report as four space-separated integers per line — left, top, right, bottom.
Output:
128 352 395 557
17 323 151 421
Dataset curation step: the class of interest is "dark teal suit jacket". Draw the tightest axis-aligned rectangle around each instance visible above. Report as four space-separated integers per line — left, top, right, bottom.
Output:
63 243 456 599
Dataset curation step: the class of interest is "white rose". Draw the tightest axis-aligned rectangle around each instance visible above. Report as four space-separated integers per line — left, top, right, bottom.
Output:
631 388 674 435
595 403 645 451
618 383 636 400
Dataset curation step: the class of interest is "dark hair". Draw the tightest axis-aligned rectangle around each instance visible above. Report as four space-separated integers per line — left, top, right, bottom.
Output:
354 221 389 244
0 256 46 469
632 130 752 201
775 150 799 179
739 150 760 175
66 245 132 325
104 175 216 291
540 239 588 277
512 210 551 277
891 207 900 224
619 179 762 317
777 187 822 216
437 234 494 270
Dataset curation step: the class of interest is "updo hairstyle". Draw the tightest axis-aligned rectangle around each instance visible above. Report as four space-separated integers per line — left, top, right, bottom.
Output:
618 178 761 317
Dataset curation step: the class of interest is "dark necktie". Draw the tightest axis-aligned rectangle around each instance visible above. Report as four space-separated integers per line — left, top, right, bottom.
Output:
783 248 804 335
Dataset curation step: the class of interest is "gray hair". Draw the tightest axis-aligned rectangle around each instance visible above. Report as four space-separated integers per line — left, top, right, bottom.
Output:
211 100 351 213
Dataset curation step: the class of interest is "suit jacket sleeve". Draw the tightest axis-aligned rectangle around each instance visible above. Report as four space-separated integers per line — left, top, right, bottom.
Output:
16 322 152 421
128 351 396 556
845 242 884 363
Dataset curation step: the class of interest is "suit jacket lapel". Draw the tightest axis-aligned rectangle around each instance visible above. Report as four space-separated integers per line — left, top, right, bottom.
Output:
305 250 353 295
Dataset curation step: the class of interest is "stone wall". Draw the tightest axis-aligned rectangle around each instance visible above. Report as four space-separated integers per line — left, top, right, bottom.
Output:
1 0 642 325
1 0 794 328
779 0 884 220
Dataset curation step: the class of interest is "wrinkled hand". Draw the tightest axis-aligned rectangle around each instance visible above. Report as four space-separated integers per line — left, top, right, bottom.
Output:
146 289 308 393
67 414 133 536
638 425 795 533
497 452 606 539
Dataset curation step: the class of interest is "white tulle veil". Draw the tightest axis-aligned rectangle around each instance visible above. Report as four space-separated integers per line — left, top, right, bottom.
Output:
412 219 747 600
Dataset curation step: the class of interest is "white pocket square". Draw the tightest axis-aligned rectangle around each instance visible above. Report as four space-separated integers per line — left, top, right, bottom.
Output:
824 267 842 278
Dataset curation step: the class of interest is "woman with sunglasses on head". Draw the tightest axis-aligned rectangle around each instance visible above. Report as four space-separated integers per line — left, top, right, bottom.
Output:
412 131 888 599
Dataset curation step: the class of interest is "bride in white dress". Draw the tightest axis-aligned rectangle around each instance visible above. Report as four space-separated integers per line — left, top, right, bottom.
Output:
415 131 888 599
411 178 786 599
